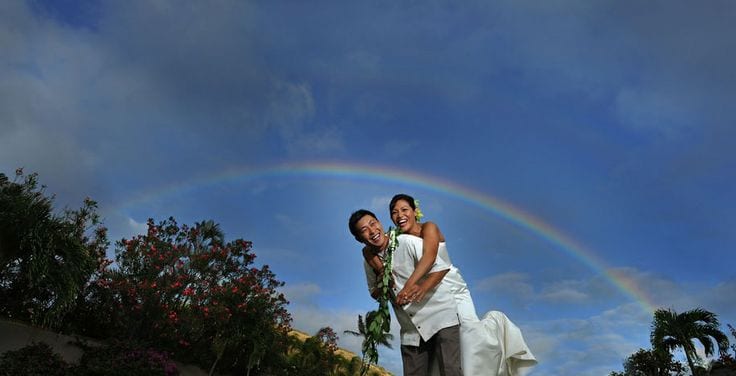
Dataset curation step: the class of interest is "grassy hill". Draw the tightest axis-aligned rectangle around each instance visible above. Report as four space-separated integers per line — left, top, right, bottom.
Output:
289 330 393 376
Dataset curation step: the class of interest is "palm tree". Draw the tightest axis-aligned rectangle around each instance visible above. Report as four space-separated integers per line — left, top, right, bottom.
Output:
343 315 394 350
651 308 730 375
193 220 224 248
0 171 105 328
344 315 394 375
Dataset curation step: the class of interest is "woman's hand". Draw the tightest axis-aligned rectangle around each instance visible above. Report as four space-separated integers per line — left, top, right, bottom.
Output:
396 283 427 305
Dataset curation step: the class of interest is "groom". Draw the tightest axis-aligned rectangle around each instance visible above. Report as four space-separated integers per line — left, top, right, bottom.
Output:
349 209 462 376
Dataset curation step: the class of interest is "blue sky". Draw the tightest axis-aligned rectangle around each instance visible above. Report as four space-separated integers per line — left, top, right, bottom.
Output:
2 1 735 374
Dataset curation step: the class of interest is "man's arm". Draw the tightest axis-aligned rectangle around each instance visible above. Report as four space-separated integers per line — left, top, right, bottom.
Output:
363 259 380 300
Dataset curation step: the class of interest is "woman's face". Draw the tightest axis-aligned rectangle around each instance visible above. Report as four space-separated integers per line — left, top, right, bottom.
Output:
391 199 416 233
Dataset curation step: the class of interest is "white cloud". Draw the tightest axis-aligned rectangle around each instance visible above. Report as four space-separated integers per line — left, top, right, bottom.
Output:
0 4 104 189
280 283 321 305
522 303 651 376
0 0 345 191
540 287 589 304
274 214 308 237
383 139 420 158
615 87 697 135
369 196 392 215
538 279 592 304
126 217 148 235
285 125 345 155
512 268 736 375
469 267 736 374
476 272 535 301
264 81 344 155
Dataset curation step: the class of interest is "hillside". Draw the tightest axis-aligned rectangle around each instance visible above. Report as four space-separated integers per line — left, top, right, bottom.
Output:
289 330 393 376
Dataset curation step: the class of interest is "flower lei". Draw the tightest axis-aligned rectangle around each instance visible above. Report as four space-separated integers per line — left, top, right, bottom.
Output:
359 226 399 375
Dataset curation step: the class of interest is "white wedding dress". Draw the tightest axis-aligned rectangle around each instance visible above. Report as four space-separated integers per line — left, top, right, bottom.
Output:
431 242 537 376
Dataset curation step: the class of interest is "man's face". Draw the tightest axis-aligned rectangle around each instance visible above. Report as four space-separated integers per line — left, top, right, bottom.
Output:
354 214 387 248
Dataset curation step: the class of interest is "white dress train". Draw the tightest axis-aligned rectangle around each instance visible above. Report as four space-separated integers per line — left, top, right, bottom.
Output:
432 242 537 376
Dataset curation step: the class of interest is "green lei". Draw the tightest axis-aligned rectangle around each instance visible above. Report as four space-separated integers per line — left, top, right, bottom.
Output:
359 226 399 375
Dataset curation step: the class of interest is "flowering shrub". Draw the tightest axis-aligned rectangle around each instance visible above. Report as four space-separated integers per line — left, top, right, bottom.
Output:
84 217 291 374
0 342 180 376
315 327 340 354
74 341 179 376
0 342 70 376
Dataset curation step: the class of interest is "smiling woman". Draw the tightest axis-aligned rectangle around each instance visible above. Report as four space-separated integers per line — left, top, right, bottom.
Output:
115 161 658 314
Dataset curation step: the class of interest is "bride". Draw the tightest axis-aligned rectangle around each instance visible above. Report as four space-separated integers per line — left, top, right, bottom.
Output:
364 193 537 375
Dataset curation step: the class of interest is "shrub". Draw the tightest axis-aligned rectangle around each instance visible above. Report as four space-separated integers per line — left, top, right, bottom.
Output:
0 170 109 329
74 341 179 376
0 342 70 376
82 218 291 374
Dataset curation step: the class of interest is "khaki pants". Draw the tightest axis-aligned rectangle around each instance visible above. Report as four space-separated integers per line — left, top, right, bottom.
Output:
401 325 462 376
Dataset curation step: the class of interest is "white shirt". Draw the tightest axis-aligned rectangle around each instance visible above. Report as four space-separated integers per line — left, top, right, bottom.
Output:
364 234 459 346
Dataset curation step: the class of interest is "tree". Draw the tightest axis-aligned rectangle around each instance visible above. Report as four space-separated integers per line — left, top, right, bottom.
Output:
192 219 224 248
343 315 394 376
343 315 394 350
287 327 350 376
82 217 292 375
709 323 736 374
619 348 685 376
651 308 730 375
0 169 108 328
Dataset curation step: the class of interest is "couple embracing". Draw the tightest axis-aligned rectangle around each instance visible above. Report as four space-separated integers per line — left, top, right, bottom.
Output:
349 194 537 376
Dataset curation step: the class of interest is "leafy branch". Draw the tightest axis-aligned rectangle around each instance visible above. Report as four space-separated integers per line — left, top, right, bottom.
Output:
356 227 399 375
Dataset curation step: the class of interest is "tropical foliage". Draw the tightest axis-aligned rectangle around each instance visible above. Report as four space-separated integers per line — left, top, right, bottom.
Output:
289 329 390 376
0 169 390 376
0 342 71 376
0 341 179 376
79 217 293 374
357 227 399 375
611 308 733 375
0 169 109 329
344 315 394 351
651 308 730 375
707 324 736 374
609 348 685 376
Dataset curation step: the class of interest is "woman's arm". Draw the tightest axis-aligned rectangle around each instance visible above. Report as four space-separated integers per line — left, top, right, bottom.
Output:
396 222 444 303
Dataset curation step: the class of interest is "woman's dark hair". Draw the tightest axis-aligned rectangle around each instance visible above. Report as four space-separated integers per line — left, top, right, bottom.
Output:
348 209 377 241
389 193 415 212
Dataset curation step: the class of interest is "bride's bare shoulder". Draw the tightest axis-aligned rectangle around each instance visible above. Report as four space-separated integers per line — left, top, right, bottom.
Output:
419 221 445 242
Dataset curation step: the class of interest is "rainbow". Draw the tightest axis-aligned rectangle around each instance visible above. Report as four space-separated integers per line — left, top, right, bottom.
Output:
117 161 657 313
